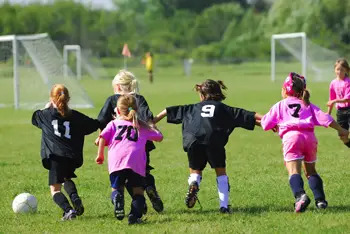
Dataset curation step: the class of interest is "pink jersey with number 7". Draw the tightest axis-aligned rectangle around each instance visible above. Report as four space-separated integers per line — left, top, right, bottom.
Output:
261 96 334 138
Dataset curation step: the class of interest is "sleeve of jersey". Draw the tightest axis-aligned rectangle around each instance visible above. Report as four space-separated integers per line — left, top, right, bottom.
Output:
311 104 334 127
230 107 256 130
344 82 350 99
100 122 114 145
166 105 185 124
31 110 43 129
137 96 154 121
329 83 336 101
261 104 279 131
97 96 114 130
79 113 101 135
144 129 163 142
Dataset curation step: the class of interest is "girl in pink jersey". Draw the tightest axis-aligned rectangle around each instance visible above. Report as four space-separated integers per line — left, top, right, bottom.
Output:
327 58 350 147
96 95 163 224
261 72 348 213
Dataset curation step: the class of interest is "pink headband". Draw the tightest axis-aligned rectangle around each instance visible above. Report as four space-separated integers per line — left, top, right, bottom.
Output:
283 72 306 96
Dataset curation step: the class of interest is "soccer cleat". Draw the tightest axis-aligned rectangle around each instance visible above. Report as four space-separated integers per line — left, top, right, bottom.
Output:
128 214 143 225
219 205 233 214
294 193 311 213
185 181 199 208
61 209 77 221
145 186 164 213
72 197 84 216
315 200 328 209
345 141 350 148
113 193 125 220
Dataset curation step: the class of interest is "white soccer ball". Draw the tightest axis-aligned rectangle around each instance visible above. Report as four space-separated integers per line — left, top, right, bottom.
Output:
12 193 38 213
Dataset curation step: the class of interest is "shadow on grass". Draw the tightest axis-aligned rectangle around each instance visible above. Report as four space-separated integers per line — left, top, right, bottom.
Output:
324 205 350 213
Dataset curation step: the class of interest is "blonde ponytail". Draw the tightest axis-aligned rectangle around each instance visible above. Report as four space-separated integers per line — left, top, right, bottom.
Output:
112 70 139 94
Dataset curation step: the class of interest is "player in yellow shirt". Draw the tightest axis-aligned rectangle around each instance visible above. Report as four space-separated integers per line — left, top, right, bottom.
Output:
145 52 153 83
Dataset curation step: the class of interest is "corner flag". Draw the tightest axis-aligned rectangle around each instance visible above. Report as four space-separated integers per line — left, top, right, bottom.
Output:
122 43 131 57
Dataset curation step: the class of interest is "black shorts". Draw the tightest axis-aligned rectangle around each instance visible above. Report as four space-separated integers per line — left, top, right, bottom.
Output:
110 169 145 190
187 144 226 171
48 156 77 185
337 108 350 130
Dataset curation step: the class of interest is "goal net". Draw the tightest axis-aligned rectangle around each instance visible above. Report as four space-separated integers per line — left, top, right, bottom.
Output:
0 33 93 109
63 45 108 80
271 32 339 82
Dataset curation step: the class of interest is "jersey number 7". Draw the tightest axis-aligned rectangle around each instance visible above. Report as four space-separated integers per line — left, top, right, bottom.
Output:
288 104 301 118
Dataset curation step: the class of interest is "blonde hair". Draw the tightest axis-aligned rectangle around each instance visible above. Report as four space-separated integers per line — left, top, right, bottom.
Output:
117 94 139 128
335 58 350 77
112 70 139 94
50 84 71 117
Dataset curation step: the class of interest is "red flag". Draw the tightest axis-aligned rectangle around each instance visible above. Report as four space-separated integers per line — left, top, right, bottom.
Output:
122 43 131 57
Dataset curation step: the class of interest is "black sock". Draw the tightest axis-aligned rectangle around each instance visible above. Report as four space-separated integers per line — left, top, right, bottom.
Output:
308 174 325 201
53 192 72 213
145 172 156 189
289 174 305 198
110 190 122 204
64 180 79 202
130 195 145 218
125 183 133 197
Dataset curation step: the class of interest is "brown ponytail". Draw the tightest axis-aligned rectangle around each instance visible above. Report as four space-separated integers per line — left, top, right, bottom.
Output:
117 94 139 128
194 79 226 101
50 84 71 117
302 89 310 106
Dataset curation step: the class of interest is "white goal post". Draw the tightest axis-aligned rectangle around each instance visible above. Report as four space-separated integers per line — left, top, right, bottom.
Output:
63 45 81 80
271 32 306 82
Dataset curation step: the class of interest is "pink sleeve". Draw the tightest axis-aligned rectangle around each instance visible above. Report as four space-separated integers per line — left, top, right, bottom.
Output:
329 82 336 101
261 103 279 131
310 104 334 127
144 128 163 142
344 82 350 99
100 122 115 145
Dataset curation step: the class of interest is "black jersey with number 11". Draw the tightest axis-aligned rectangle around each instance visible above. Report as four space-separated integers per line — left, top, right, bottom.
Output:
32 107 101 169
166 100 256 151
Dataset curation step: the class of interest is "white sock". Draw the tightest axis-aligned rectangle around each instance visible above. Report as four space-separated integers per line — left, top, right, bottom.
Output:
188 173 201 187
217 175 229 208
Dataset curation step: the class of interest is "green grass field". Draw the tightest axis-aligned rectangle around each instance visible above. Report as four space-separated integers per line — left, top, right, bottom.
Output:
1 62 350 233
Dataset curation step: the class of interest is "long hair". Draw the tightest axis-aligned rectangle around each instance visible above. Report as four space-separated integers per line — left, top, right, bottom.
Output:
117 94 139 128
290 74 310 106
50 84 71 117
334 58 350 77
112 70 139 94
194 79 227 101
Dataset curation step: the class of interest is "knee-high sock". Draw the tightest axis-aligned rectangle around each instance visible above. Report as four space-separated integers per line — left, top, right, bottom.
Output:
130 195 146 218
188 173 201 186
53 192 72 213
217 175 230 208
64 180 79 202
308 174 325 201
289 174 305 198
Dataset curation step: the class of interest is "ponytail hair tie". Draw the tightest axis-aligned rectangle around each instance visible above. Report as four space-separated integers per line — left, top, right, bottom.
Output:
128 107 133 111
61 91 64 96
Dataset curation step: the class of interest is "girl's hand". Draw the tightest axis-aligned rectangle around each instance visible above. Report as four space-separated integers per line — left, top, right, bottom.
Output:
94 136 100 146
95 155 104 164
272 125 278 133
327 100 335 107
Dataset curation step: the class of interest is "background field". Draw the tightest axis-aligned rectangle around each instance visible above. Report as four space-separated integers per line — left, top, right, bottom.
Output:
1 63 350 233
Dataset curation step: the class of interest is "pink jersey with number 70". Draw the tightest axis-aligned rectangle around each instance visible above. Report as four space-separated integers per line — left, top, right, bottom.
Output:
261 96 334 138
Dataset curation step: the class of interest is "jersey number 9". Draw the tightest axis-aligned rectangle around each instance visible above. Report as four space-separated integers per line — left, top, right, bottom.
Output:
201 105 215 117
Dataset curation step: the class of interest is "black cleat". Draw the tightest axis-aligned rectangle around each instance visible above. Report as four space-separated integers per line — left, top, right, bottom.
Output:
294 193 310 213
315 200 328 209
72 197 84 216
128 214 142 225
146 186 164 213
113 193 125 220
185 181 199 208
61 209 77 221
219 205 233 214
345 141 350 148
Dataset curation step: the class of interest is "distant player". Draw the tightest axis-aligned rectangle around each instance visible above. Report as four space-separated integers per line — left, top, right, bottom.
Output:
32 84 100 221
261 72 349 212
96 95 163 224
145 52 153 83
96 70 164 213
153 79 262 213
327 58 350 147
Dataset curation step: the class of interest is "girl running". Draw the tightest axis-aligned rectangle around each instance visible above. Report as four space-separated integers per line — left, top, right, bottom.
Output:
261 72 349 213
32 84 100 221
96 94 163 224
153 79 262 213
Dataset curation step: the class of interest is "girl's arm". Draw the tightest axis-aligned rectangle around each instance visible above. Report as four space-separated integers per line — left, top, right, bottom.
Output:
329 120 349 143
153 109 167 124
254 113 263 126
96 137 106 164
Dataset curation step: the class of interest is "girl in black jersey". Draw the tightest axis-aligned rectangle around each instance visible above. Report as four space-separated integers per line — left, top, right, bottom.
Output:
32 84 100 221
154 79 262 213
96 70 163 213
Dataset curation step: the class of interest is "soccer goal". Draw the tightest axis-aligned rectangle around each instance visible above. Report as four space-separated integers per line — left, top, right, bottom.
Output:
271 32 339 82
0 33 93 109
63 45 108 80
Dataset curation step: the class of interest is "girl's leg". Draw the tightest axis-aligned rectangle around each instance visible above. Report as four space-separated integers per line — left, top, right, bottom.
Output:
63 179 84 215
185 168 202 208
129 187 146 224
111 186 125 220
303 162 327 208
215 168 230 212
50 184 76 219
286 160 310 212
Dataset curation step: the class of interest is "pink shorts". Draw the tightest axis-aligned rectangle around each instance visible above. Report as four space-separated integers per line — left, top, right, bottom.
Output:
282 131 318 163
